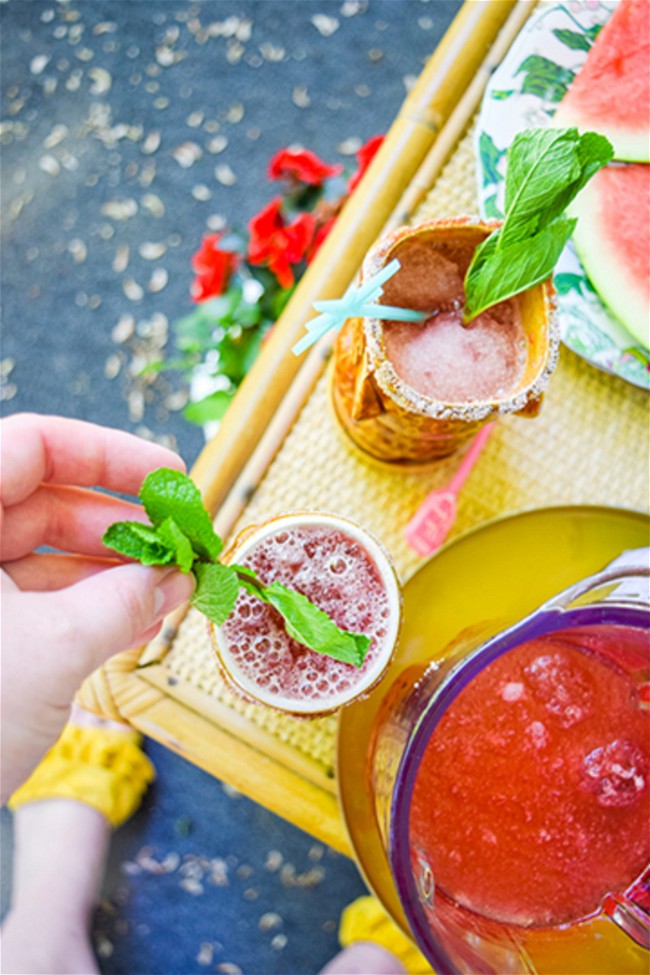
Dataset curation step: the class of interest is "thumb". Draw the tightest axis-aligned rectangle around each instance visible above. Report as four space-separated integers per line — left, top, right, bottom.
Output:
52 562 195 677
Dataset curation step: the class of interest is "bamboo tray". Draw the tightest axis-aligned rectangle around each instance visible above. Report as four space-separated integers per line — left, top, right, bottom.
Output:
77 0 650 855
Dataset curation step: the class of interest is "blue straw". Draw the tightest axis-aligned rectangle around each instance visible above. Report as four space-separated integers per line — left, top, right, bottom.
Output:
292 259 427 356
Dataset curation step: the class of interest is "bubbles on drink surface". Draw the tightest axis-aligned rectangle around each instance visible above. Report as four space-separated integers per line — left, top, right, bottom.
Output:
580 739 648 808
221 525 391 705
523 649 595 729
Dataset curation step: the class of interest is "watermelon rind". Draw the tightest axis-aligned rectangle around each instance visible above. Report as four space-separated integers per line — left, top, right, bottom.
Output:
569 172 649 351
552 106 649 166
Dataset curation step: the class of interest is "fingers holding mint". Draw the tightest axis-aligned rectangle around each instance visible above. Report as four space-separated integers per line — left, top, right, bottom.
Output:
102 469 373 670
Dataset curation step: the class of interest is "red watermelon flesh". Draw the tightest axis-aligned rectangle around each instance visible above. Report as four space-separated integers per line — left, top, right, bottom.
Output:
553 0 650 162
570 163 650 349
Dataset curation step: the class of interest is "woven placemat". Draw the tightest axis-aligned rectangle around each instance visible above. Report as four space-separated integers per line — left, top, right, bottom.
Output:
165 124 650 777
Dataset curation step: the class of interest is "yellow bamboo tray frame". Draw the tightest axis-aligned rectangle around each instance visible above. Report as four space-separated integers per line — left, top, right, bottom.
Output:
77 0 649 854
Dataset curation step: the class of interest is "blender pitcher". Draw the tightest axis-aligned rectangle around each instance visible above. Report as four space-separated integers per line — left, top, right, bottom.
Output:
369 548 650 974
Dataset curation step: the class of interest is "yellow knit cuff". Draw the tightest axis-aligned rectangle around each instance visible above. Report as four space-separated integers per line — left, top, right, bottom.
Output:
339 895 434 974
8 723 155 828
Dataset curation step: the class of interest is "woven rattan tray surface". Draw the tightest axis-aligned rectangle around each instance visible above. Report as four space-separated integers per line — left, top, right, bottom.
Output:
160 122 648 823
77 3 649 853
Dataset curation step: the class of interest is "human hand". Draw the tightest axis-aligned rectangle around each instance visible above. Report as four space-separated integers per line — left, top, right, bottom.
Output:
1 413 195 803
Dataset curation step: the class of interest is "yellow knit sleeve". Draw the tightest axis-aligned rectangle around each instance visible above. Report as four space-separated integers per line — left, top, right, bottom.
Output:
8 723 155 828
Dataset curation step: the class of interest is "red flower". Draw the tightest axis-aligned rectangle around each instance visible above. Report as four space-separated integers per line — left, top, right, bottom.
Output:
268 147 343 187
348 134 385 193
247 197 316 288
191 234 239 302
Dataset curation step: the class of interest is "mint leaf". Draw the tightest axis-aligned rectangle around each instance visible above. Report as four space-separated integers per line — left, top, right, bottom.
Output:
104 468 376 670
464 127 613 322
191 562 241 625
102 521 176 566
156 517 195 573
260 581 371 668
139 468 223 561
464 217 576 317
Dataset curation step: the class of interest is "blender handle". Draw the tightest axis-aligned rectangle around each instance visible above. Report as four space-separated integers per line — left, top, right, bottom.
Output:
538 564 650 614
602 867 650 950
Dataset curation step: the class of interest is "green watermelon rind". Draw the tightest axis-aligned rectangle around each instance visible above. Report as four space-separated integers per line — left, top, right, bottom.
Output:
569 177 649 351
552 106 650 164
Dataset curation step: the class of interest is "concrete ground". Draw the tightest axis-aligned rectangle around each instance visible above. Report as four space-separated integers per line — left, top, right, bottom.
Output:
1 2 462 972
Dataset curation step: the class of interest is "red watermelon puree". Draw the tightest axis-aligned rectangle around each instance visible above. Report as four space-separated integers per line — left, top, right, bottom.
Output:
382 298 527 403
216 518 400 715
409 633 649 928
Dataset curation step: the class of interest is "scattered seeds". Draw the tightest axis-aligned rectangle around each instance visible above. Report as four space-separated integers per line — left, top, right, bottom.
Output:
292 85 310 109
337 137 361 155
102 198 138 221
148 267 169 292
104 354 122 379
43 123 68 149
207 135 228 154
113 243 129 273
215 163 236 186
88 66 112 94
39 154 61 176
139 241 167 260
187 110 204 128
311 14 340 36
67 239 88 263
264 850 283 872
123 277 144 302
225 102 244 123
196 943 214 966
30 54 51 75
172 141 202 167
141 193 165 217
112 314 135 344
258 912 283 932
141 131 161 154
192 184 212 201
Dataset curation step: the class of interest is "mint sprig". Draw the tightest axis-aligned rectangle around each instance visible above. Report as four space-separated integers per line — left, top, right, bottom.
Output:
463 127 614 322
103 468 371 668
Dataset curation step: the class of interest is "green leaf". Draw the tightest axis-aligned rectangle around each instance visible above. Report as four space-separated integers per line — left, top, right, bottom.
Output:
139 468 223 561
102 521 176 566
516 55 575 103
260 581 371 668
478 131 506 187
464 127 613 321
156 517 195 573
552 28 592 52
183 389 234 426
191 562 241 625
554 272 585 296
465 217 576 321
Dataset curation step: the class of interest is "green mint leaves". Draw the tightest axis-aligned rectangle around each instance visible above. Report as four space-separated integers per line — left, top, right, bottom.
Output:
102 468 371 668
463 127 614 323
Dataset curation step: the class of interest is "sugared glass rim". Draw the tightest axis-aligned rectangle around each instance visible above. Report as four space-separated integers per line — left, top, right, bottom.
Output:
361 217 561 422
211 511 402 716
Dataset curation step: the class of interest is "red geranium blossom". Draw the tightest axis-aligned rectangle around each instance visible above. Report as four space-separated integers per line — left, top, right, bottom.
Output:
268 147 343 187
247 197 316 288
191 233 239 302
348 134 385 192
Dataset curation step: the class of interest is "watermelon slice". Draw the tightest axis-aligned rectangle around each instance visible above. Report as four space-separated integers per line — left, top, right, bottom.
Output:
553 0 650 162
570 163 649 350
